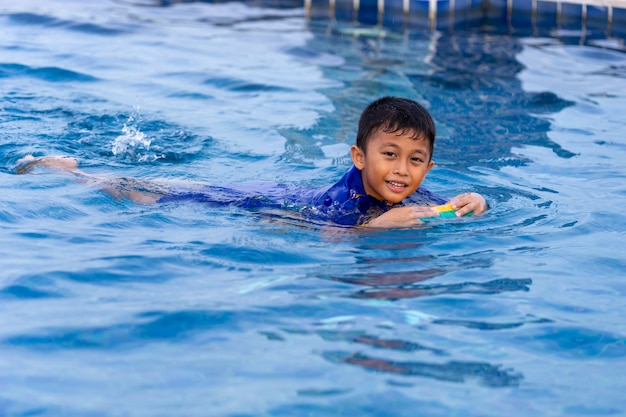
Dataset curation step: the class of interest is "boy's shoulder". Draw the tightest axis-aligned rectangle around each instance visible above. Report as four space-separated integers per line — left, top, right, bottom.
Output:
312 166 364 206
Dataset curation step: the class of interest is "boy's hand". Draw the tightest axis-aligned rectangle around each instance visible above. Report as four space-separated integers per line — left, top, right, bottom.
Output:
450 192 488 217
364 206 438 228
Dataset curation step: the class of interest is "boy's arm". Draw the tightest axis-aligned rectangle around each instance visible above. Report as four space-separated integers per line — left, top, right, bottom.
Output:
449 192 488 217
363 206 438 228
363 192 488 228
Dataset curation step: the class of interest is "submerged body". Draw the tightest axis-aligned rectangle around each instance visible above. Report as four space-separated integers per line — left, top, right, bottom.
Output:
15 155 448 226
158 166 448 226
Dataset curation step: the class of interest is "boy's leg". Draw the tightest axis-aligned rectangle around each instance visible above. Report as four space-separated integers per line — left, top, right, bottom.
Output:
99 176 170 204
15 155 169 204
16 155 82 175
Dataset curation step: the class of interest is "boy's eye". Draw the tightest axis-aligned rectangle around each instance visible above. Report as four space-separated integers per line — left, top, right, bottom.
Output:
383 151 396 157
411 157 424 163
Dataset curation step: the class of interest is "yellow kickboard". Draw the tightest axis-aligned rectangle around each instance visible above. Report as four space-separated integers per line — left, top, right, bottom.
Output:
433 203 455 213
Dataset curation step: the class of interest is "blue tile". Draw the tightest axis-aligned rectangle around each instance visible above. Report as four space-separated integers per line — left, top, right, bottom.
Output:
356 0 380 24
452 0 471 22
308 0 333 19
335 0 356 21
535 1 558 31
448 0 469 27
435 0 453 29
466 0 484 23
436 0 483 29
483 0 508 28
586 5 609 33
560 2 583 30
383 0 407 26
407 0 431 29
510 0 533 28
612 6 626 37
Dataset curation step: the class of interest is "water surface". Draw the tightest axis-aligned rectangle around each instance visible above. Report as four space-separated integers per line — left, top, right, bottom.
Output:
1 1 626 416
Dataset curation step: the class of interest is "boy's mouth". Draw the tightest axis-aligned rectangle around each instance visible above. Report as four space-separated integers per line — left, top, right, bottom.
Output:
386 180 407 192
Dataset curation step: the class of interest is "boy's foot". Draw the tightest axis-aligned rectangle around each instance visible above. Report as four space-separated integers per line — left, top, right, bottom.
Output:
16 155 79 175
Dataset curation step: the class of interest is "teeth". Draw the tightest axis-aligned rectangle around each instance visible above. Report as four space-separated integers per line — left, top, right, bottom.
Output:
388 181 405 188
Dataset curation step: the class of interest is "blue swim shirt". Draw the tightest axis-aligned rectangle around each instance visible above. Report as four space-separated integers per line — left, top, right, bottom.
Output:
158 166 448 226
306 166 448 225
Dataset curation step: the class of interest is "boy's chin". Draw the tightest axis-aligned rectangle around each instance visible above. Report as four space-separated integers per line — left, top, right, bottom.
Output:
372 189 412 204
384 195 408 205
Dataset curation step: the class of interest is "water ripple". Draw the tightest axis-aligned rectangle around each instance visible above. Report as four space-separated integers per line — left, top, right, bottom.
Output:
0 63 98 82
512 326 626 359
7 12 132 36
0 285 63 300
203 75 295 93
3 309 244 350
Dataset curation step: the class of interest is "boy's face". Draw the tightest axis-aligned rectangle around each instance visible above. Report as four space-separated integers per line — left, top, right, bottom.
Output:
350 128 434 204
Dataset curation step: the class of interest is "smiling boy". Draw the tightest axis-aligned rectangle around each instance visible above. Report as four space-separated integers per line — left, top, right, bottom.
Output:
15 96 487 228
308 96 487 227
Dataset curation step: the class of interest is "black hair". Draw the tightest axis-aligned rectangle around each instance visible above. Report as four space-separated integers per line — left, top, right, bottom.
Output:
355 96 436 159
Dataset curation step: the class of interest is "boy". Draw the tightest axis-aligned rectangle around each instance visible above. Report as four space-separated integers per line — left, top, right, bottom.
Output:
16 96 487 227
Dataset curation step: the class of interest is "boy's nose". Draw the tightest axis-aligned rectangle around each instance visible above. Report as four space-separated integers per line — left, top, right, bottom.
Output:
393 160 409 175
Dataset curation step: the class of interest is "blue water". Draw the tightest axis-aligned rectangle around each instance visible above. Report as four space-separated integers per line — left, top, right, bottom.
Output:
2 0 626 416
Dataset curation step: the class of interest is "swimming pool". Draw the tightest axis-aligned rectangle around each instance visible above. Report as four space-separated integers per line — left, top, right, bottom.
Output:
1 0 626 416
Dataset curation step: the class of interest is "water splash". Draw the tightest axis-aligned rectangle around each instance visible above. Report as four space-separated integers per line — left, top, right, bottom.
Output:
111 109 163 162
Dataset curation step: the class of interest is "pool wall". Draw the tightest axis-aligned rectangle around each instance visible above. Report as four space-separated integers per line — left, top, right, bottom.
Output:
305 0 626 36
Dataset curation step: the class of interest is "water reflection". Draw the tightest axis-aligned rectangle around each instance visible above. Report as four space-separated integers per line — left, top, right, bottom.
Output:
348 278 532 300
323 351 523 387
316 330 448 355
413 33 577 169
331 268 444 287
281 318 525 386
289 23 575 172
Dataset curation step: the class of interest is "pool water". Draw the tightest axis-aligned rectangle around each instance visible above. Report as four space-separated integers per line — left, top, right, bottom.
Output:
2 0 626 416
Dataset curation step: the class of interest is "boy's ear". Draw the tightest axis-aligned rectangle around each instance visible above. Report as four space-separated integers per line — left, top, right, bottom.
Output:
350 145 365 170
